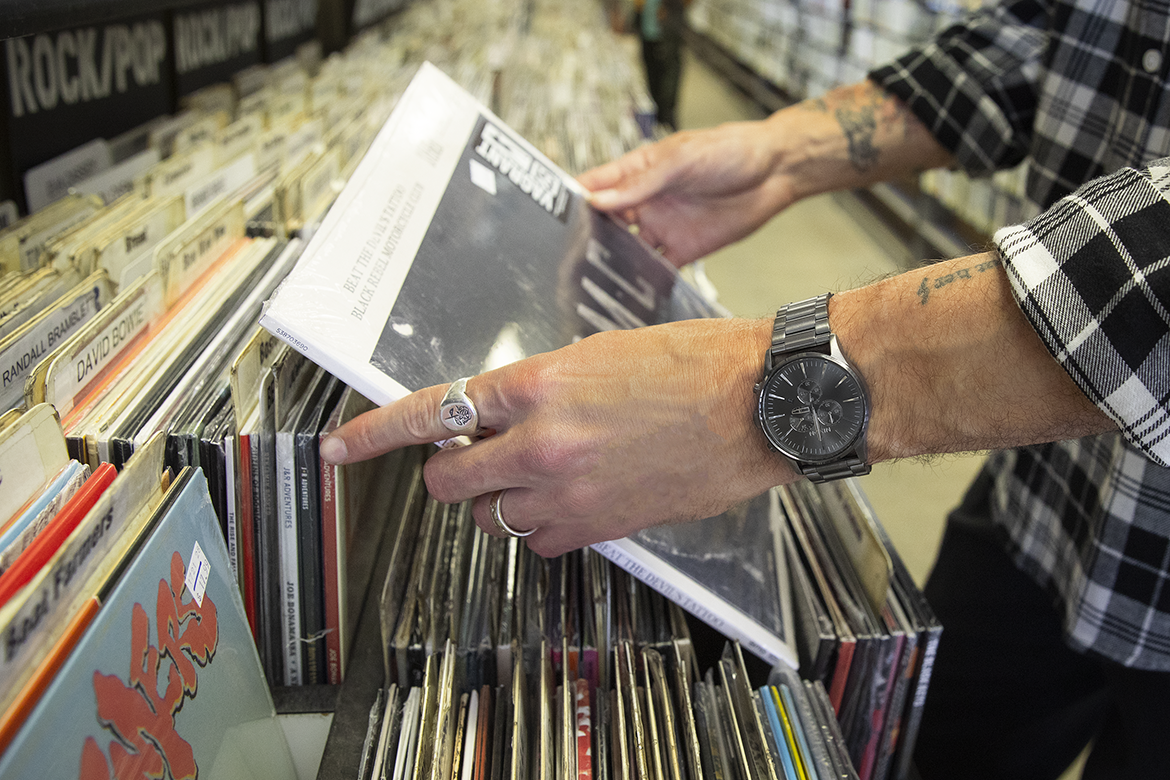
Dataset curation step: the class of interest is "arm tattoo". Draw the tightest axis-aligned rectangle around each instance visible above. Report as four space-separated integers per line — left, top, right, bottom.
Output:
915 257 1002 305
835 105 879 172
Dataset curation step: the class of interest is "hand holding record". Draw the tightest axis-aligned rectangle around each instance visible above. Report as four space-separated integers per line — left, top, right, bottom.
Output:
318 317 796 558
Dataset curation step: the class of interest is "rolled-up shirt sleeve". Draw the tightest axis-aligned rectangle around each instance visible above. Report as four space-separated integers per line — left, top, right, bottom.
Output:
994 158 1170 466
869 0 1049 176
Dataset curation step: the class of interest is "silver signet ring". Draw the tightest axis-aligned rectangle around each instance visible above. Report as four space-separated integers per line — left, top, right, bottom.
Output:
439 377 481 435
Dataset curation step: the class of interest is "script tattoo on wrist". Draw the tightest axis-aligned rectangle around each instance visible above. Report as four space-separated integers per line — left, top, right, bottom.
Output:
915 257 1001 305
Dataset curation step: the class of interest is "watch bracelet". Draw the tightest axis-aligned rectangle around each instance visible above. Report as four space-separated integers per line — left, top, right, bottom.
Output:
771 292 832 356
801 457 871 483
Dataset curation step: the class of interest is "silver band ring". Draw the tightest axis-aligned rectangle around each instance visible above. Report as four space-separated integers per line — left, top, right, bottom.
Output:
439 377 482 435
490 489 535 538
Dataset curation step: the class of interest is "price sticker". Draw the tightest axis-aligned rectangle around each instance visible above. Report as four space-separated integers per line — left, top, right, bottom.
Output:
184 540 211 607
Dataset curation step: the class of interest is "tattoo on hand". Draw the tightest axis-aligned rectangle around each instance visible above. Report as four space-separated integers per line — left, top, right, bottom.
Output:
836 106 879 172
916 258 1001 305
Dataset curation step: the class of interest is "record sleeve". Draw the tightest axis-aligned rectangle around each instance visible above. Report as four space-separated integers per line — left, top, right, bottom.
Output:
593 489 798 670
295 376 345 685
0 460 88 576
260 61 713 408
0 464 296 778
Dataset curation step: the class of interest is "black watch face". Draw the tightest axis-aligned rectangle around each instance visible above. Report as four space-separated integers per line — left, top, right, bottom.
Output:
758 354 867 462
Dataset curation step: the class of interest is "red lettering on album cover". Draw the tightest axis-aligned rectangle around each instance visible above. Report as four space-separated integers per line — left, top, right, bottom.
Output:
78 552 219 780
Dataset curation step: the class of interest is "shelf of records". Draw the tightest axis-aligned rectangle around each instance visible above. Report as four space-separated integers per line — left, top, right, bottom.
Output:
685 0 1039 247
0 394 940 780
313 446 943 780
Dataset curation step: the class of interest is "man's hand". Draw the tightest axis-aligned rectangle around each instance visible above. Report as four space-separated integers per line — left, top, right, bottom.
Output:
320 318 795 557
579 80 954 267
321 252 1116 558
579 120 797 266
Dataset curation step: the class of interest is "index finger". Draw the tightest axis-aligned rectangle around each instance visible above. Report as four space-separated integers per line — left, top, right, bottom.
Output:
320 376 500 465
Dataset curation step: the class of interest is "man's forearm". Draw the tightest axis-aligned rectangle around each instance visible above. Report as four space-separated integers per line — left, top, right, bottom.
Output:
830 252 1113 464
769 79 956 202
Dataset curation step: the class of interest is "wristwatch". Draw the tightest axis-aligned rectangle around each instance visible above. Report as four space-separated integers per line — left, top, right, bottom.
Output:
754 293 871 483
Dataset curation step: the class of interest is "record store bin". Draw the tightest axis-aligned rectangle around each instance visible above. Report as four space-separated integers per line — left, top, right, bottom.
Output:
0 2 941 780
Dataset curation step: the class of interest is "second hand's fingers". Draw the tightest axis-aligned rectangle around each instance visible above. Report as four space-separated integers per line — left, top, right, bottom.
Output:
469 487 625 559
582 148 675 212
321 376 499 464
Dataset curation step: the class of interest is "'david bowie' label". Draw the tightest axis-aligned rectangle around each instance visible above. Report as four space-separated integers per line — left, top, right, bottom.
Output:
0 281 109 411
48 280 162 413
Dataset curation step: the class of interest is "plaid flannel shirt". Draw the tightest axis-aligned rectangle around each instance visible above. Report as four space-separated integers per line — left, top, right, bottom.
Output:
870 1 1170 669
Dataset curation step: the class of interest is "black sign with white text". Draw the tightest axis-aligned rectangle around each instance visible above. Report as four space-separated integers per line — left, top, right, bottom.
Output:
263 0 319 63
172 1 262 97
1 12 173 211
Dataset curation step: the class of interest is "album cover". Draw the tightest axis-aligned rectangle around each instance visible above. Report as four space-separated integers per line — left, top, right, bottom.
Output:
0 467 296 779
260 61 709 407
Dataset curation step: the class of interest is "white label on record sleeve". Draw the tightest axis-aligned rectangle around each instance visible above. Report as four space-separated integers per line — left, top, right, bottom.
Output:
469 159 497 195
185 540 210 607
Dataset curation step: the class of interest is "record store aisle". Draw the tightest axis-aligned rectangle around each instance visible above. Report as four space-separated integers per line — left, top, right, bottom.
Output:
672 49 986 589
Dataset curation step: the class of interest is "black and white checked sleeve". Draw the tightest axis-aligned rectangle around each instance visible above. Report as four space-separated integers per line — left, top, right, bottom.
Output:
868 0 1049 176
995 158 1170 466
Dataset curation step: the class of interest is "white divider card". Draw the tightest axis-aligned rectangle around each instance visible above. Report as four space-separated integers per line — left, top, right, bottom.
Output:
283 118 323 170
300 148 341 224
22 140 113 215
0 195 104 275
185 153 258 217
171 113 229 157
255 124 292 174
145 147 216 200
268 93 307 131
70 148 160 207
0 404 68 525
214 114 264 167
153 198 247 303
91 196 187 290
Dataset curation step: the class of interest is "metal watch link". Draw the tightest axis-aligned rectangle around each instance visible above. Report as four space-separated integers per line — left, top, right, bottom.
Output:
754 293 871 483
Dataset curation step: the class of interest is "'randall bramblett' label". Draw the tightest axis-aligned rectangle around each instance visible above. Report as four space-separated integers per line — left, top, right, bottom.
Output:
0 278 110 411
